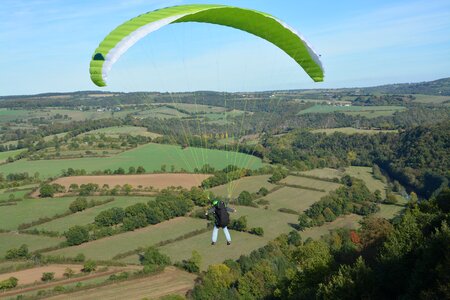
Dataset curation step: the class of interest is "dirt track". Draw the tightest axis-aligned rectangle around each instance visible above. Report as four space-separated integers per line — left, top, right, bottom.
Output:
52 173 210 190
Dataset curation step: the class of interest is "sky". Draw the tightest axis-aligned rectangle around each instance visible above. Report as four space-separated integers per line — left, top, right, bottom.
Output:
1 0 449 95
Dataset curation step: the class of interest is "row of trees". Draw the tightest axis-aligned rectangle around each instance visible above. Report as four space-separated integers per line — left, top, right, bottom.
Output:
65 188 203 245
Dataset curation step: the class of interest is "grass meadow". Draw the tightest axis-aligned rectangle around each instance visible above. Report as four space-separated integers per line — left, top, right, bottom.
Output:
0 143 263 179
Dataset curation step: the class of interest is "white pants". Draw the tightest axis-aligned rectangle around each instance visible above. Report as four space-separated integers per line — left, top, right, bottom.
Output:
212 226 231 242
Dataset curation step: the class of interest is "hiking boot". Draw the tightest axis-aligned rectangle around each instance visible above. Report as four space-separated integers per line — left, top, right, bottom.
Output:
211 242 216 245
227 241 231 246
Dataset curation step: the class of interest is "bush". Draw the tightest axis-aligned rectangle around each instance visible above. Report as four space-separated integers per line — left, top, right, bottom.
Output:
39 184 55 198
65 226 90 246
235 191 256 207
69 197 88 213
0 277 18 290
74 253 86 262
41 272 54 282
82 260 97 273
139 247 171 267
5 244 30 260
229 216 247 232
249 227 264 236
298 213 311 231
178 250 201 273
63 268 74 278
257 187 269 196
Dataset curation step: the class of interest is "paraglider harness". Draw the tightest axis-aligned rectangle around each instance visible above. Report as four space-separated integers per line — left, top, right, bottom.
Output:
209 199 230 228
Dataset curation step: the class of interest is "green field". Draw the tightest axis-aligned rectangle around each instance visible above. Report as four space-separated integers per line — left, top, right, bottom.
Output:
301 214 363 240
280 176 341 192
375 196 407 219
0 109 30 122
298 105 406 118
33 197 152 233
47 217 206 260
261 186 327 212
79 126 161 138
0 143 263 179
0 149 26 163
135 106 189 119
0 197 76 230
0 233 64 257
209 175 276 198
298 168 344 180
312 127 398 135
411 94 450 104
0 188 32 202
345 166 387 196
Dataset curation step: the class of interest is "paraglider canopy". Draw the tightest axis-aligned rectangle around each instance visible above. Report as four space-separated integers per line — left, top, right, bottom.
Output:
89 4 324 86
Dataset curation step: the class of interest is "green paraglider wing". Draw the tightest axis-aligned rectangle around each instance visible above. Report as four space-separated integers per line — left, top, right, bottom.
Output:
90 4 324 86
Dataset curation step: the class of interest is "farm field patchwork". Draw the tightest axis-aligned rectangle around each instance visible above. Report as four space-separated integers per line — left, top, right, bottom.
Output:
0 143 263 179
0 233 64 257
33 196 152 233
209 175 276 198
261 186 327 213
280 176 341 192
411 94 450 104
0 264 84 285
47 217 206 260
50 173 211 192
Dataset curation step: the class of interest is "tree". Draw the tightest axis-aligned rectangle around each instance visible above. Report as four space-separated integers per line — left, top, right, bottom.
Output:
5 244 29 260
236 191 254 206
69 197 88 213
139 247 171 266
229 216 247 232
39 184 55 197
0 277 18 290
82 260 97 273
94 207 125 226
298 213 311 231
258 187 269 196
41 272 55 282
189 187 209 206
317 257 373 299
179 250 202 273
65 225 89 246
128 166 136 174
136 166 146 174
249 227 264 236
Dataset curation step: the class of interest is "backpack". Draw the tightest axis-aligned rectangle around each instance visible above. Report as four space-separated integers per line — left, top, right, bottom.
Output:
215 201 230 227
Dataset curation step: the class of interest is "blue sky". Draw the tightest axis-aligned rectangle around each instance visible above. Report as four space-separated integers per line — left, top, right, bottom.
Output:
1 0 449 95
